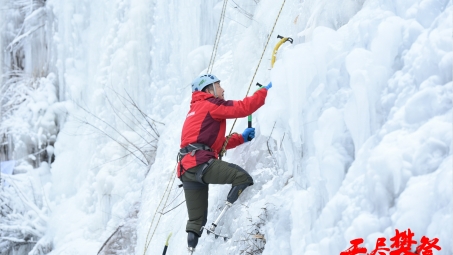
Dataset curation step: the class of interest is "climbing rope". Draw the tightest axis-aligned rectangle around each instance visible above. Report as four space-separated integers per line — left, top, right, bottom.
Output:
207 0 229 73
219 132 239 160
219 0 286 159
243 0 286 97
143 165 177 255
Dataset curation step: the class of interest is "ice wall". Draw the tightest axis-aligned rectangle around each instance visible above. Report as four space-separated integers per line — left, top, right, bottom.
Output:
3 0 449 254
136 0 452 254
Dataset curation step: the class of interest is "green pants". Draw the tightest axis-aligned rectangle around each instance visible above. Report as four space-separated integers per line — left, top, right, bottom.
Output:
181 159 253 236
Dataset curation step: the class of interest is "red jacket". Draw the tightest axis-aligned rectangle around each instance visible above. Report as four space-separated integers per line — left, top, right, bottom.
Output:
178 88 268 177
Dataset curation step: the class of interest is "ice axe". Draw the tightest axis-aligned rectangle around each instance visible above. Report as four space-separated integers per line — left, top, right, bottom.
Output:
246 82 264 140
246 35 292 136
271 35 293 67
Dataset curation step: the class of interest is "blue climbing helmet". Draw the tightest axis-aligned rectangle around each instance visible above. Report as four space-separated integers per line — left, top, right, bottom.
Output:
191 74 220 92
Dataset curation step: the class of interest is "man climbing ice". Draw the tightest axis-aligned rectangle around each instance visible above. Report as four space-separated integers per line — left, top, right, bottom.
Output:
177 74 271 252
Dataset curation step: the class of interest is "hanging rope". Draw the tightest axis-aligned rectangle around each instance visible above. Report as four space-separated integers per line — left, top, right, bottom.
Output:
219 132 239 160
142 165 177 255
207 0 229 73
219 0 286 159
243 0 286 97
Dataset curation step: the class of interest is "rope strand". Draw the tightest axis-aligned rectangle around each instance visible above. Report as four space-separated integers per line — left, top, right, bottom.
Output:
220 0 286 159
244 0 286 98
143 165 177 255
207 0 229 73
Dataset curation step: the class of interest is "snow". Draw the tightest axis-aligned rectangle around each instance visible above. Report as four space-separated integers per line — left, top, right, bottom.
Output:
1 160 15 186
1 0 451 254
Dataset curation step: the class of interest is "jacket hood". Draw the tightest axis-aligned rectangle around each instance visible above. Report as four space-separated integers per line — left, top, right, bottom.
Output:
191 91 214 104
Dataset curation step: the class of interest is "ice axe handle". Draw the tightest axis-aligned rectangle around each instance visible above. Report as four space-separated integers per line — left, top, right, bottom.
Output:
247 82 263 140
247 116 252 140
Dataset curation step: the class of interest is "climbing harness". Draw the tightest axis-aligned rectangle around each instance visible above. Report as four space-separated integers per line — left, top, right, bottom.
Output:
177 143 212 177
207 0 229 73
178 144 212 157
194 159 214 184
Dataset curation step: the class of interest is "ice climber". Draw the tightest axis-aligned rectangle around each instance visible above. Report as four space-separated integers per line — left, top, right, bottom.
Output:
177 74 271 251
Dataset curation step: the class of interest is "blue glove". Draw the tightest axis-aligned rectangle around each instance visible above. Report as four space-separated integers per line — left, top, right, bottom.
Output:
264 82 272 90
242 127 255 142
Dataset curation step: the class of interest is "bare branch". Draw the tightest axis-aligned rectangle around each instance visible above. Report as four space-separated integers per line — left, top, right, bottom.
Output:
102 91 154 145
266 121 276 155
75 103 150 165
105 86 158 140
123 89 164 134
97 225 123 255
72 113 148 166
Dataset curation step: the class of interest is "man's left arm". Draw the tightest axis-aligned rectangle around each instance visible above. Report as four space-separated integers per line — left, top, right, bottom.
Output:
224 126 256 150
224 133 244 150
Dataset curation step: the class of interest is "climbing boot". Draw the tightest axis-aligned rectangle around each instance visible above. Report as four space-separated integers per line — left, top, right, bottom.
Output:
187 231 199 250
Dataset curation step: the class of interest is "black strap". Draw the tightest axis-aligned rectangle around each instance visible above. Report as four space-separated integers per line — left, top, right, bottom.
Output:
195 159 214 184
181 158 214 188
179 143 212 156
177 143 212 178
